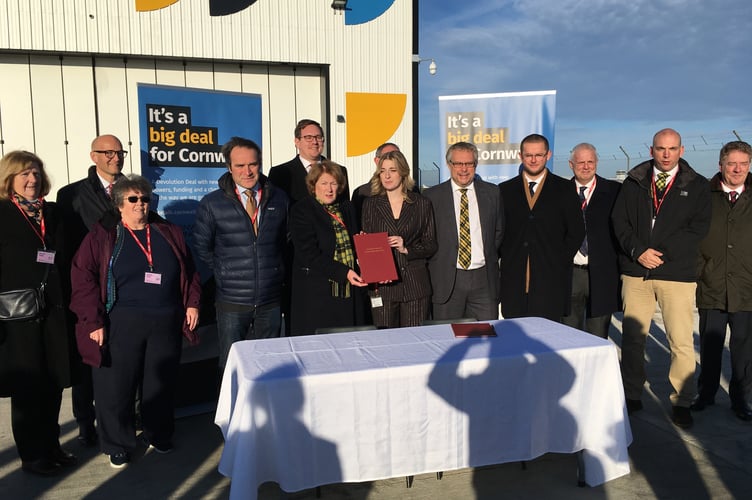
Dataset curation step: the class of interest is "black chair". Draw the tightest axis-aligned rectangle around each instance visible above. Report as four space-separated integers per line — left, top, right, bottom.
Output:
421 317 477 326
314 324 378 334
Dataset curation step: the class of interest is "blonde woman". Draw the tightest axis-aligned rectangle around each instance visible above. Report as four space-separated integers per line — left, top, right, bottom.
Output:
362 151 437 327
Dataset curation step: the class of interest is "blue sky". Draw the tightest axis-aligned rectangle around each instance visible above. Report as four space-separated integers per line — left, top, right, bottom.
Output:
417 0 752 182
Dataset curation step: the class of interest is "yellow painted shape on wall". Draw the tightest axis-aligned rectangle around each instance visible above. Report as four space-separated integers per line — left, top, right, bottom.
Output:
135 0 180 12
346 93 406 157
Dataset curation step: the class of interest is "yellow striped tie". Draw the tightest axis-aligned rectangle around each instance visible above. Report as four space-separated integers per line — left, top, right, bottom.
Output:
458 188 471 269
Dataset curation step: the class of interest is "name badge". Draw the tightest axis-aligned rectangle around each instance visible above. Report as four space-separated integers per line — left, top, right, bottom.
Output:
144 272 162 285
37 250 56 264
370 296 383 308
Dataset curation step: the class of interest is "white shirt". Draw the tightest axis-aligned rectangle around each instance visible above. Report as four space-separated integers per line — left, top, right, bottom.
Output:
721 181 744 199
97 173 117 195
451 179 486 270
300 156 318 172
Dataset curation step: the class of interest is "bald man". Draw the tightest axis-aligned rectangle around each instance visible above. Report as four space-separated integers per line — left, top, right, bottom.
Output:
57 134 126 446
612 128 710 428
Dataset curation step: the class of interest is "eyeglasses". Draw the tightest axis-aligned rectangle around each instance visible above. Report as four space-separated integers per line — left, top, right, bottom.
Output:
126 195 151 203
300 135 324 143
449 161 476 168
94 150 128 159
522 153 548 161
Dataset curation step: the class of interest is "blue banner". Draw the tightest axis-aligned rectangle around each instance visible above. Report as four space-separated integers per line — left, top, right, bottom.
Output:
137 84 262 279
438 90 556 183
138 84 262 218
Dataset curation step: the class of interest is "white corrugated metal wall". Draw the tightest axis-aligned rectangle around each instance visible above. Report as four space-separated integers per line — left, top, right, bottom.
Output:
0 0 414 196
0 53 326 197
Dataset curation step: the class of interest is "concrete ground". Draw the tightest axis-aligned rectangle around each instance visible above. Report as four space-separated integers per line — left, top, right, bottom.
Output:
2 312 752 499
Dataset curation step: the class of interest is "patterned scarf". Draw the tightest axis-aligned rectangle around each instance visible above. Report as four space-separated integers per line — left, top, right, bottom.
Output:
319 200 355 298
14 193 43 224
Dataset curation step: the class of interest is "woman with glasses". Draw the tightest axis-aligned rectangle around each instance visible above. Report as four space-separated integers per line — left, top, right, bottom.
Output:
0 151 78 475
362 151 437 327
290 161 367 335
70 174 201 469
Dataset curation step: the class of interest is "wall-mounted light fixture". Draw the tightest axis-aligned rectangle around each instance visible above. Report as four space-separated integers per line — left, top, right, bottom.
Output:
412 55 437 75
331 0 348 11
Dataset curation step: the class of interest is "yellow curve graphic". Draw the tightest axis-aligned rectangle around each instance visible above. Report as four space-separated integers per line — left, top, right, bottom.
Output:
135 0 180 11
346 93 406 157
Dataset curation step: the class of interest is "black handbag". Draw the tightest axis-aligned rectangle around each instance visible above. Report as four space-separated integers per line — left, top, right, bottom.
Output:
0 285 46 321
0 265 49 322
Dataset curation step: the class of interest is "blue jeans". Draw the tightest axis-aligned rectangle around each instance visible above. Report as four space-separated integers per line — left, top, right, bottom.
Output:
216 303 281 368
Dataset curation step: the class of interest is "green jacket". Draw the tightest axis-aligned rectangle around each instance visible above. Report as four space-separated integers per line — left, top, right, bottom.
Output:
696 173 752 312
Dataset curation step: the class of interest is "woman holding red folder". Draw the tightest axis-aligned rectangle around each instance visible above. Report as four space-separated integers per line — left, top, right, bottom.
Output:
290 161 367 335
362 151 437 327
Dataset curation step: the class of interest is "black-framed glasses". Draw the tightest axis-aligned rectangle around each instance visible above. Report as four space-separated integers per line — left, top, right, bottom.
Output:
94 150 128 159
126 195 150 203
300 135 324 143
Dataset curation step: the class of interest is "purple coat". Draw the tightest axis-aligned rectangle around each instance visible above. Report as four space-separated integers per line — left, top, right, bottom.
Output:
70 213 201 367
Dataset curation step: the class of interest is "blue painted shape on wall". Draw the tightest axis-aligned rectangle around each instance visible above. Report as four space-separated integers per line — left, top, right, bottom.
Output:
344 0 395 25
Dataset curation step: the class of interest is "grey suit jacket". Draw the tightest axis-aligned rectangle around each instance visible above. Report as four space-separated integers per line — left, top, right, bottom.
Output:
423 179 504 305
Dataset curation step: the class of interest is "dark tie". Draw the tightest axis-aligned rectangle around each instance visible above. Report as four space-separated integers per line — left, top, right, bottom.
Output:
730 191 739 204
528 181 537 197
458 188 471 269
244 189 258 235
579 186 588 256
655 172 669 198
106 183 113 198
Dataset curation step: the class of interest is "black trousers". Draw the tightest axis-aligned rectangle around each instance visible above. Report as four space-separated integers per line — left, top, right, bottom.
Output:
92 307 182 455
561 266 612 339
71 364 95 431
697 309 752 406
2 321 62 461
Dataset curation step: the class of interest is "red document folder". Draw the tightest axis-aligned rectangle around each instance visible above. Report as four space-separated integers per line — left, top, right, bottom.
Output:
353 232 398 284
451 323 497 338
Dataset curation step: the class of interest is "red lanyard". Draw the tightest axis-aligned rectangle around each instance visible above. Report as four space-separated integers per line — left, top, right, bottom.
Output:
235 187 262 228
651 173 676 217
326 209 347 230
579 178 596 210
12 197 46 247
123 222 153 270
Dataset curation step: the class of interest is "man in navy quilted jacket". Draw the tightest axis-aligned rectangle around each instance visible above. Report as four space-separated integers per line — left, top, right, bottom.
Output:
194 137 289 369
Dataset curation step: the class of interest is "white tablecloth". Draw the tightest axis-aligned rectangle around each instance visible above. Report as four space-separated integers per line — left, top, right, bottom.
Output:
215 318 632 499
